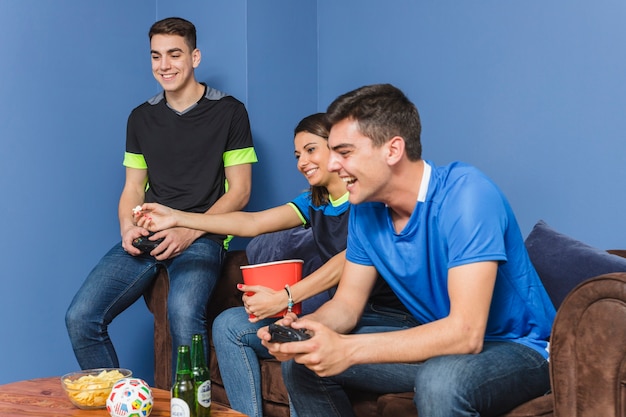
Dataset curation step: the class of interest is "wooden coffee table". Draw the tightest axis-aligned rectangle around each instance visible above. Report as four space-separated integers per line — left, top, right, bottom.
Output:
0 376 247 416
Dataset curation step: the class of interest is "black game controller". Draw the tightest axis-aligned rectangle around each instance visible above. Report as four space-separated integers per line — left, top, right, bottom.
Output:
132 232 164 253
268 323 311 343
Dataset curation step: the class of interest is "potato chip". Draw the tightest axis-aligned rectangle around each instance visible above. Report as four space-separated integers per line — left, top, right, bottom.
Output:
63 369 127 407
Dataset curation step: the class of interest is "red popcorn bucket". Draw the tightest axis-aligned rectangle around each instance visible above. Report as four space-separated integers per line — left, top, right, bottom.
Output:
240 259 304 318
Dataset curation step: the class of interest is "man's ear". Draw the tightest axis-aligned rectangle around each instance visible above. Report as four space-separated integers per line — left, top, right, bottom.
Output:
192 48 201 68
385 136 405 166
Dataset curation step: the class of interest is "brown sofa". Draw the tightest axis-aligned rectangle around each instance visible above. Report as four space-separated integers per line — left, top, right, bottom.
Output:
145 221 626 417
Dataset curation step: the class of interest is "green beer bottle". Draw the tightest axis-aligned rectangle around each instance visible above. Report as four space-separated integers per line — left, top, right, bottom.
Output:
191 334 211 417
172 345 196 417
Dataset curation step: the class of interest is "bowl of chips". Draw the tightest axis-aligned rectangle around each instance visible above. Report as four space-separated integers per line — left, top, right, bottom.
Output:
61 368 132 409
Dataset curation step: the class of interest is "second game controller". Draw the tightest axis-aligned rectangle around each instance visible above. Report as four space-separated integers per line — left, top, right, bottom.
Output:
268 323 311 343
132 232 164 253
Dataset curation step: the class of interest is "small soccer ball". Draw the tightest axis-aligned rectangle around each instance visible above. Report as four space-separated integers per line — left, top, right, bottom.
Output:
106 377 153 417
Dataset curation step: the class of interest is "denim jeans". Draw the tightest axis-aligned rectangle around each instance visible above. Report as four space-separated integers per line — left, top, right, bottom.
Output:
211 303 419 417
66 236 224 376
283 338 550 417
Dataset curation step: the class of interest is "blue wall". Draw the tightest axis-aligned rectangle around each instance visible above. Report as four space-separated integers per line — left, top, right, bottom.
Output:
246 1 319 213
1 0 624 385
317 0 626 248
0 1 156 384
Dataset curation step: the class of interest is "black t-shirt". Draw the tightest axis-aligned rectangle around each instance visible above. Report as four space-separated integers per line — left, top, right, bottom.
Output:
124 84 256 244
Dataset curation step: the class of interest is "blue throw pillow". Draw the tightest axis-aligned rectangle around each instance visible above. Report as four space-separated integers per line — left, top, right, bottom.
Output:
525 220 626 309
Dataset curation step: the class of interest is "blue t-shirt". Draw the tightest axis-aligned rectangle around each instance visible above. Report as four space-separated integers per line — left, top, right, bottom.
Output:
290 190 409 313
346 161 556 358
289 191 350 263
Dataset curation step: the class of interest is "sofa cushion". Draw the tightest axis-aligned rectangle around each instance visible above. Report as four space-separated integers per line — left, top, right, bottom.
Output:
374 392 417 417
260 359 289 404
524 220 626 309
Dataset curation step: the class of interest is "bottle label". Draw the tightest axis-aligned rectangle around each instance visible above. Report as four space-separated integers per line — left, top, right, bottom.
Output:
171 397 191 417
197 380 212 407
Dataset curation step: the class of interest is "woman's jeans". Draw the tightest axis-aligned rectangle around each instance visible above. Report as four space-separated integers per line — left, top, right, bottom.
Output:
65 237 224 376
212 303 419 417
283 338 551 417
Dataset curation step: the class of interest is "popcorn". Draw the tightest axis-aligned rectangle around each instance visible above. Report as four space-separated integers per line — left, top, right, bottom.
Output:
132 205 142 215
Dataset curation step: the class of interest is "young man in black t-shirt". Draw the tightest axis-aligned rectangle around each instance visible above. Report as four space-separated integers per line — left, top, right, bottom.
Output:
66 17 257 377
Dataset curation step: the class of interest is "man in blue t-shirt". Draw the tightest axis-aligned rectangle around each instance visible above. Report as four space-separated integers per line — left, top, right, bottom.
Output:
260 84 555 417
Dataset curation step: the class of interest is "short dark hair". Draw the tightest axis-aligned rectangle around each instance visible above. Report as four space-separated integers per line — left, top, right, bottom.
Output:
326 84 422 161
149 17 197 51
294 113 332 206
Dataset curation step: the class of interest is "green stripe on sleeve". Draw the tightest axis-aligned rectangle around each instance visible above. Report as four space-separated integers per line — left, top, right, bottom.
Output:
123 152 147 169
223 147 258 167
287 202 308 226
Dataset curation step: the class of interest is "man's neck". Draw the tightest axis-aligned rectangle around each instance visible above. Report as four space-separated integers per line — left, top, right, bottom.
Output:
387 159 425 232
165 81 205 113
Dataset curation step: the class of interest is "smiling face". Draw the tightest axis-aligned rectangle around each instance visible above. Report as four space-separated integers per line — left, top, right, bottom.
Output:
294 132 336 188
327 118 391 205
150 34 200 95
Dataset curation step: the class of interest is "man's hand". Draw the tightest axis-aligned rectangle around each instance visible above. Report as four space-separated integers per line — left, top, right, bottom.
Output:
259 317 354 377
121 226 150 256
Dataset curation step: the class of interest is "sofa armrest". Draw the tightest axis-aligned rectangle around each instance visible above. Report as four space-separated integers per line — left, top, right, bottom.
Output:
549 271 626 416
607 249 626 259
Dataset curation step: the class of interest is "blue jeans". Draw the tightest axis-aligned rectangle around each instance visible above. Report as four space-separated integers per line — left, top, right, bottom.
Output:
283 338 550 417
66 237 224 377
211 303 419 417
